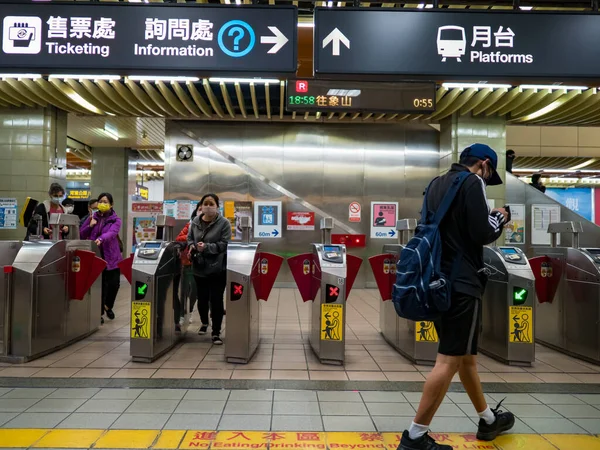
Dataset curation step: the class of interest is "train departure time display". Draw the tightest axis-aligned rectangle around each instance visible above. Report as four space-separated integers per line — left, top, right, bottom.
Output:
286 79 436 113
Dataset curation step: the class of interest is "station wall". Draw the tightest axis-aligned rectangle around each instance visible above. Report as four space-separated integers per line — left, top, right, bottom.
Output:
507 125 600 158
164 121 439 287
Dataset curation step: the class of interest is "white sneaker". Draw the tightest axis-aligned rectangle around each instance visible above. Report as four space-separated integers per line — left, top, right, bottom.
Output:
179 317 185 326
189 316 193 325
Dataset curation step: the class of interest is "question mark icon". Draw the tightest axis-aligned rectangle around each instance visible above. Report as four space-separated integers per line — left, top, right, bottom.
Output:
228 26 245 51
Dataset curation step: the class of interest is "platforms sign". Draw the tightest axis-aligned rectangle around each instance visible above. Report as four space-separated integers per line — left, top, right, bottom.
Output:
254 201 282 239
0 3 297 73
370 201 398 239
314 9 600 78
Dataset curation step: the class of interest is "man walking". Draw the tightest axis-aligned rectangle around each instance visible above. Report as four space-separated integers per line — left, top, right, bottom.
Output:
399 144 515 450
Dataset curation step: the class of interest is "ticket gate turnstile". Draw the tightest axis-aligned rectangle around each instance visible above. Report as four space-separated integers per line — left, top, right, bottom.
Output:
288 218 363 365
531 222 600 365
0 214 105 363
130 216 186 363
369 219 438 365
479 246 536 366
226 217 283 364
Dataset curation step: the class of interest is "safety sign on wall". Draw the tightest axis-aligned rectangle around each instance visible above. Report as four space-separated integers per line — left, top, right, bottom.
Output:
370 201 398 239
349 201 361 223
321 303 343 341
131 301 151 339
254 201 282 239
415 321 438 343
509 305 532 344
505 204 525 245
0 198 17 230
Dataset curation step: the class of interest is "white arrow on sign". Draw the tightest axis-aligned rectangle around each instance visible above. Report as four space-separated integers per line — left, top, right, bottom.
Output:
260 26 289 54
322 28 350 56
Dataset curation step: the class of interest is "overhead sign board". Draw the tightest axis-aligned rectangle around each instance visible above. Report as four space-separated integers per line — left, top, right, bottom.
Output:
286 79 435 113
314 9 600 79
0 3 297 74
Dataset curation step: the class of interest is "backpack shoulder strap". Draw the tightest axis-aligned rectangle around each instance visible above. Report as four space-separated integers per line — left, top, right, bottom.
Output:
432 171 473 224
420 176 439 224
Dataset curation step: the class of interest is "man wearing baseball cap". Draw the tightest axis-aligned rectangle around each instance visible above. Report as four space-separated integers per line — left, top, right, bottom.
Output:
398 144 514 450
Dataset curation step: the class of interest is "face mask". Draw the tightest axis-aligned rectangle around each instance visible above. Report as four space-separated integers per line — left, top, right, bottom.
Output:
97 203 111 213
64 206 74 214
202 206 217 215
51 197 62 204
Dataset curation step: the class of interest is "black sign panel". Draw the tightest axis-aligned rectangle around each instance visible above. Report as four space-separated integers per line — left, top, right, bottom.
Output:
286 79 435 113
314 9 600 79
0 3 297 74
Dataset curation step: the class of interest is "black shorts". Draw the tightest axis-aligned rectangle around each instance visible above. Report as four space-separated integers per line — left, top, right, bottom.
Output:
434 294 481 356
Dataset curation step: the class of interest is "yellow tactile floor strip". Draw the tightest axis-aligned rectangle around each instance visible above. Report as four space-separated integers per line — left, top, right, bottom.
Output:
0 430 600 449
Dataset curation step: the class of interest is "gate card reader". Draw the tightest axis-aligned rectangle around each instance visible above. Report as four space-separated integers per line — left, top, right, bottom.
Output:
480 246 535 366
322 245 343 265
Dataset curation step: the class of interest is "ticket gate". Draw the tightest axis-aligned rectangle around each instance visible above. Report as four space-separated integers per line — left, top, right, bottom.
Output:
0 214 105 363
129 216 187 363
369 219 438 365
530 221 600 364
226 217 283 364
479 246 536 366
288 218 362 365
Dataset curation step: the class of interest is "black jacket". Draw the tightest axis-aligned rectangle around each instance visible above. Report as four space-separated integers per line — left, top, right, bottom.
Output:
425 164 506 298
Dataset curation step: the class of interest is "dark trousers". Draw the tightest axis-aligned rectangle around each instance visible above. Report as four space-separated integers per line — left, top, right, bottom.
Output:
101 268 121 315
194 272 226 336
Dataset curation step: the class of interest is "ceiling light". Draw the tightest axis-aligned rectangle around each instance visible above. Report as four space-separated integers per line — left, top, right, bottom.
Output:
298 22 314 28
0 73 41 80
49 74 121 81
209 77 280 84
68 92 100 113
520 84 587 91
569 159 597 170
442 82 512 90
103 123 119 140
127 75 200 82
417 3 425 7
519 6 533 10
327 1 333 6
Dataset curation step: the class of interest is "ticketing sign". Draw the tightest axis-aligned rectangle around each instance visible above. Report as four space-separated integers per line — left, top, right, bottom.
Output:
286 80 435 113
0 3 297 74
314 9 600 79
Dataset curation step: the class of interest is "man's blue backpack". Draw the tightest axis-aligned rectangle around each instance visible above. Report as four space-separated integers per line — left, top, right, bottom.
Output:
391 171 471 321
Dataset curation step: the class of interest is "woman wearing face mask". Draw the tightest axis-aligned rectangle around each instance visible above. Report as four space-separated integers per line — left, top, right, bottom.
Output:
80 193 123 324
187 194 231 345
62 198 75 215
26 183 69 240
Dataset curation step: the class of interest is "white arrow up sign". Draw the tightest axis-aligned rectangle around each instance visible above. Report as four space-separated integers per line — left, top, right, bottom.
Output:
261 26 289 54
323 28 350 56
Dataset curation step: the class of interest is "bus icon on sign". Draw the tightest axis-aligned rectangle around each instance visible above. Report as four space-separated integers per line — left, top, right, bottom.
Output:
437 26 466 62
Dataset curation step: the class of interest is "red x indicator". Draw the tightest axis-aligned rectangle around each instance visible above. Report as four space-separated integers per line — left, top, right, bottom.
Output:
231 282 244 301
329 286 339 297
326 283 340 303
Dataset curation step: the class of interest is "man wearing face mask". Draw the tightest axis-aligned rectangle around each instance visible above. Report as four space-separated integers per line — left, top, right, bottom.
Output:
187 194 231 345
26 183 69 240
81 198 98 227
399 144 513 450
62 198 75 215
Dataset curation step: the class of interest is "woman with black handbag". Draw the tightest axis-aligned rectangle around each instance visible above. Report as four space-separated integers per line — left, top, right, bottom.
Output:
187 194 231 345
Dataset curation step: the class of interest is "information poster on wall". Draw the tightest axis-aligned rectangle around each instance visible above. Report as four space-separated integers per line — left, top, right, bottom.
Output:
132 202 163 213
531 204 561 246
254 201 282 239
287 211 315 231
546 188 593 222
0 198 17 230
505 204 525 245
132 217 157 252
223 201 253 240
371 201 398 239
163 200 177 218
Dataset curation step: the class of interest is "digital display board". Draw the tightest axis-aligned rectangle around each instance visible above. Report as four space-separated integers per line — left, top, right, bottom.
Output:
286 80 435 113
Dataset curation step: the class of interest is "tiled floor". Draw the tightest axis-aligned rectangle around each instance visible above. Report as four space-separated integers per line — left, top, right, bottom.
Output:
1 285 600 382
1 387 600 433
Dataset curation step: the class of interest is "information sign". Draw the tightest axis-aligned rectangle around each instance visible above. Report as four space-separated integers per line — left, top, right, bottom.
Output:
254 201 282 239
370 201 398 239
0 198 17 230
0 3 297 74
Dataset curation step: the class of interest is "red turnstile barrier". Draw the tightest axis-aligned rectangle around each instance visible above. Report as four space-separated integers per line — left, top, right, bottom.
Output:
287 253 315 302
69 249 107 301
368 253 397 301
118 254 134 285
252 252 284 301
529 255 563 304
345 254 363 300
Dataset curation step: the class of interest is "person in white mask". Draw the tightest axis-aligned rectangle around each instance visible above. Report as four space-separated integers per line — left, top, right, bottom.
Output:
62 197 75 215
187 193 231 345
26 183 69 240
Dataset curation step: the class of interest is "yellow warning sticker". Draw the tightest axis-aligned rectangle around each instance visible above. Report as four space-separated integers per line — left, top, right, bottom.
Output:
509 305 533 343
270 433 326 450
321 304 343 341
180 431 216 449
327 432 385 449
211 432 267 450
131 301 151 339
415 321 438 343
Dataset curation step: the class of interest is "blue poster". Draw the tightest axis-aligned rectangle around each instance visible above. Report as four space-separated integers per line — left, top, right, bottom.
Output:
546 188 593 222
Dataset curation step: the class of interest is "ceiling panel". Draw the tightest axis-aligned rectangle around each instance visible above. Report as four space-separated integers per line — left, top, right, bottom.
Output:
67 116 165 149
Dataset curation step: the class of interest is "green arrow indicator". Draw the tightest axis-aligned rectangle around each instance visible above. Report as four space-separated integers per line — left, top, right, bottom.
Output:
138 283 148 296
513 287 528 305
515 289 526 300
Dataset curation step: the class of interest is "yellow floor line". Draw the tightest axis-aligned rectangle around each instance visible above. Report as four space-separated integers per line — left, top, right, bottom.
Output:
0 430 598 449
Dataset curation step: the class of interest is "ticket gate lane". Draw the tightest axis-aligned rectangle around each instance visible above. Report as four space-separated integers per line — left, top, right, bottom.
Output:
480 246 536 366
